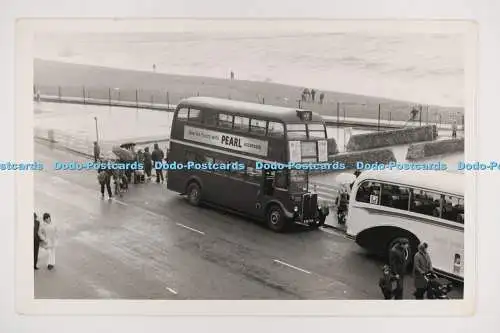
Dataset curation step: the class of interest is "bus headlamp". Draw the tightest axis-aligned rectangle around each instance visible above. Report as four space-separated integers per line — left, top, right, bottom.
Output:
294 206 299 212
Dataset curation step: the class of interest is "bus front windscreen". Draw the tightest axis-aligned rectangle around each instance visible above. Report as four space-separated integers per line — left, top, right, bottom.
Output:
289 170 308 193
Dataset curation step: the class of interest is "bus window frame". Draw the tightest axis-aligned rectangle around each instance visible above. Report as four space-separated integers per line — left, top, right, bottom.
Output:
176 107 189 121
250 118 268 136
218 113 234 129
188 108 202 123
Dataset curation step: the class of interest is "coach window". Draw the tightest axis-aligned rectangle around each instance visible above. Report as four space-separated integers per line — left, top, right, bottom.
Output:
234 116 250 132
410 189 442 218
380 183 410 211
218 113 233 129
188 108 202 122
177 108 189 121
204 112 218 126
268 122 284 138
250 118 267 135
441 195 464 224
355 181 381 205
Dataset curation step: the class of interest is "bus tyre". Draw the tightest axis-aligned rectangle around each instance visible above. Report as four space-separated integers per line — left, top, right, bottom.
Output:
186 182 202 206
267 205 287 232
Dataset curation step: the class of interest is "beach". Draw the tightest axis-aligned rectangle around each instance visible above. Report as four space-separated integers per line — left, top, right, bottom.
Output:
34 59 463 124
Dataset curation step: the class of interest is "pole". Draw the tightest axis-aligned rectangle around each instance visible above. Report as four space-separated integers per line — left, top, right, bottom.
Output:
336 102 340 125
58 86 61 101
419 105 422 126
83 86 86 104
108 88 111 105
377 104 381 132
426 105 429 125
166 91 169 107
94 117 99 143
389 111 392 123
136 89 139 108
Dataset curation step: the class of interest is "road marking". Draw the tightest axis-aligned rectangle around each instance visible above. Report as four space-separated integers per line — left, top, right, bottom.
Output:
176 223 205 235
113 199 129 206
165 287 178 295
273 259 311 274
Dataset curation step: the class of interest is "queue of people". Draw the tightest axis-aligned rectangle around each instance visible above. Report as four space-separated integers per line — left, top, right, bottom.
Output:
96 142 168 200
301 88 326 104
380 240 441 300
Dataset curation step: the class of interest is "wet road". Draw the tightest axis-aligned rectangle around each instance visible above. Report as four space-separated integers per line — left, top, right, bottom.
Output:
34 142 463 300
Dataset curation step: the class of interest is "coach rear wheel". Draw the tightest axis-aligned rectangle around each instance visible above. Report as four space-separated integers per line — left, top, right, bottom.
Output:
186 182 202 206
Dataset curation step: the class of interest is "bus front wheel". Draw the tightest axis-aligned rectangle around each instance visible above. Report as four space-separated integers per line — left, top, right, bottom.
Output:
267 205 287 232
186 182 202 206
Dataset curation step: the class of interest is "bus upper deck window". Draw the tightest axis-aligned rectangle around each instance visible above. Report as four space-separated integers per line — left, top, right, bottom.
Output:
188 108 201 122
234 116 250 131
268 122 284 137
250 119 267 135
218 113 233 128
355 181 381 204
177 108 189 120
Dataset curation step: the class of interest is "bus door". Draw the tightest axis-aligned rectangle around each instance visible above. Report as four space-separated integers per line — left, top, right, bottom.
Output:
258 170 289 211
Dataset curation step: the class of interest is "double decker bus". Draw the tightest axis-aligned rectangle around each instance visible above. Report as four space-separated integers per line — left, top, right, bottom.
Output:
346 170 464 281
167 97 331 232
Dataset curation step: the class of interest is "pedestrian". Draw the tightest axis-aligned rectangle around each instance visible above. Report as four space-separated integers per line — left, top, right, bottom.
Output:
143 147 152 180
319 92 325 104
38 213 58 270
389 239 409 299
230 70 235 80
34 213 41 270
98 166 112 199
136 149 145 183
153 64 156 72
151 143 165 183
413 242 433 299
93 141 100 163
311 89 316 102
379 264 398 299
303 88 310 102
451 121 457 139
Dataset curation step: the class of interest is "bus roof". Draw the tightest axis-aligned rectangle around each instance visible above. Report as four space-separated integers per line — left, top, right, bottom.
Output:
177 97 324 123
354 170 464 196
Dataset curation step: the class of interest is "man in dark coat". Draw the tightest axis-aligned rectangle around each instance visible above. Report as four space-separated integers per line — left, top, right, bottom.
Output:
143 147 153 180
151 143 165 183
34 212 40 270
93 141 101 162
389 239 409 299
413 242 433 299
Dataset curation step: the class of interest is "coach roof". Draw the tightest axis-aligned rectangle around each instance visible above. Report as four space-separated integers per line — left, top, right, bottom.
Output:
354 169 464 196
177 97 324 122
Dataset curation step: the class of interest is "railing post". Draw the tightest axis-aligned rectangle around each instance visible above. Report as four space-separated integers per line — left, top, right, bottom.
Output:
389 111 392 123
58 86 61 101
166 91 169 107
151 94 154 108
83 86 86 104
336 102 340 126
377 103 381 132
108 88 111 105
136 89 139 108
419 104 422 126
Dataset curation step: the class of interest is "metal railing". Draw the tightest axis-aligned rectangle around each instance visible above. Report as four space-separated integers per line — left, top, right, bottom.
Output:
33 84 465 128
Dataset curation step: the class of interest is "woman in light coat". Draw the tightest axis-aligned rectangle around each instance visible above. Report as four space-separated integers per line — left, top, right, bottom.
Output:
413 242 433 299
38 213 58 270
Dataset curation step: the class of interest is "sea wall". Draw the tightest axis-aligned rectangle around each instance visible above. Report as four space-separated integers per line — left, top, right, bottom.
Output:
406 138 464 160
346 125 438 151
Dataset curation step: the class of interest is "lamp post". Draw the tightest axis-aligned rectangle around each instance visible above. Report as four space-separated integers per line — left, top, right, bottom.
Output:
94 117 99 143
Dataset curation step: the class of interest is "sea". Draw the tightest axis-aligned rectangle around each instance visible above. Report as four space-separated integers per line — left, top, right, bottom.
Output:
33 32 465 107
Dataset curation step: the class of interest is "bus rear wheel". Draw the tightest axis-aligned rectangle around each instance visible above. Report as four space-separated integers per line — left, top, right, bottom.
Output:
186 182 202 206
267 205 288 232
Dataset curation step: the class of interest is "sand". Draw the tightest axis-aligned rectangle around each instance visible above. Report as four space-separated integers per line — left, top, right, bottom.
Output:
34 59 463 123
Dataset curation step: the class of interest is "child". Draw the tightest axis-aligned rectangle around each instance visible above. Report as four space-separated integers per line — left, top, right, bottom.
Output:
379 264 398 299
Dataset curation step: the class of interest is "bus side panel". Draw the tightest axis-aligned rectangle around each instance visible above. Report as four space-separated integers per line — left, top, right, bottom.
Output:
348 205 464 279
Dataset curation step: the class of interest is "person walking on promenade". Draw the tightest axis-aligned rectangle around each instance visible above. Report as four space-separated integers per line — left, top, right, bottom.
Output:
389 239 409 299
230 70 235 80
311 89 316 102
34 213 41 270
451 120 458 139
379 264 398 299
319 92 325 104
93 141 101 162
413 242 433 299
38 213 58 270
143 147 153 181
151 143 165 183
